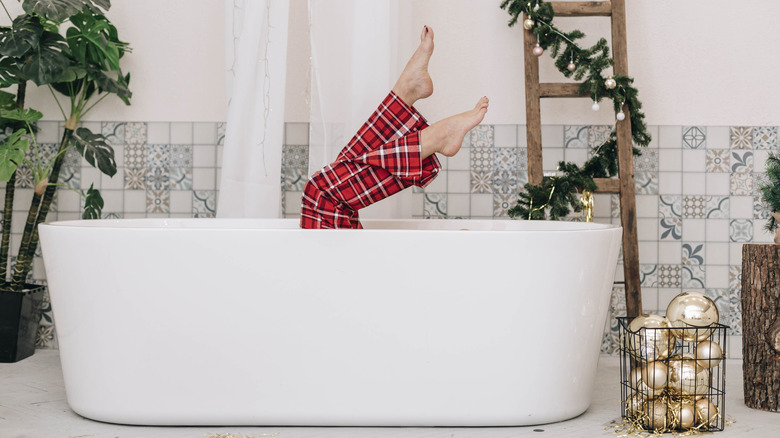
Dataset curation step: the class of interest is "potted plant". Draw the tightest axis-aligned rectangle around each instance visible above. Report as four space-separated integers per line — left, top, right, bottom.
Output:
0 0 130 362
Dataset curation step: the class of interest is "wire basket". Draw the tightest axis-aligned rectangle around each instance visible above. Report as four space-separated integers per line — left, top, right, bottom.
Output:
618 316 727 433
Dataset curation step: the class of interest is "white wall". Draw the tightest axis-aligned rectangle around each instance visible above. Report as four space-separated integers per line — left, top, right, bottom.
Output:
9 0 780 125
286 0 780 126
16 0 227 122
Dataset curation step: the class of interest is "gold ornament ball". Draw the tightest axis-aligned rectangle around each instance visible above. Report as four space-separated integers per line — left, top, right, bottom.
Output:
605 77 617 89
644 399 669 431
641 361 669 390
666 291 719 342
627 314 674 361
669 398 697 430
695 398 719 427
625 393 645 418
667 354 710 396
523 18 535 30
695 340 724 369
629 367 661 399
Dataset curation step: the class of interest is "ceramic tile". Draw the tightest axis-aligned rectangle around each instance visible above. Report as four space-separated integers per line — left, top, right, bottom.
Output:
124 122 147 145
282 168 307 192
706 219 730 242
705 149 730 172
706 196 730 219
124 143 145 168
682 265 705 288
588 125 611 149
656 264 681 288
447 194 469 217
124 167 145 190
470 194 493 216
658 172 682 194
469 125 493 148
146 188 170 213
752 126 778 150
284 122 309 145
13 165 34 188
633 149 658 172
706 126 730 149
564 125 589 148
658 125 681 149
706 173 730 195
446 148 470 170
216 122 226 146
659 217 682 240
730 150 753 173
193 122 217 144
101 122 125 146
192 190 217 218
423 193 447 218
493 193 518 217
146 144 171 168
659 148 681 171
145 167 170 191
447 170 470 194
682 126 706 149
171 144 194 168
541 125 563 148
169 168 193 190
192 168 217 190
147 122 170 144
729 219 753 242
729 126 753 149
658 241 682 265
542 147 564 171
493 124 517 147
729 173 752 195
491 169 517 195
706 242 729 266
639 264 657 287
470 170 493 194
682 172 705 195
170 122 193 144
681 242 704 265
282 144 309 169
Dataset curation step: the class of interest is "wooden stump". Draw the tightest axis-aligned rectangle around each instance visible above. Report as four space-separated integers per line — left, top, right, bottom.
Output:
741 244 780 412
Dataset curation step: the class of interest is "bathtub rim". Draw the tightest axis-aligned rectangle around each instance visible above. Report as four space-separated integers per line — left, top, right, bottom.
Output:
40 217 621 233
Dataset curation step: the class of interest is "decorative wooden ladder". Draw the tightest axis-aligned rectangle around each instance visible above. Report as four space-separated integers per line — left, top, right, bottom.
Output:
523 0 642 317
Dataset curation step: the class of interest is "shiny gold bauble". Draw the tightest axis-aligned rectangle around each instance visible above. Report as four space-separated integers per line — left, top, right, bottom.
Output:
629 367 661 399
695 398 719 427
523 18 535 30
641 361 669 390
667 397 697 430
644 399 669 431
625 393 645 418
666 292 719 342
668 354 710 396
627 314 674 361
694 340 724 369
605 76 617 89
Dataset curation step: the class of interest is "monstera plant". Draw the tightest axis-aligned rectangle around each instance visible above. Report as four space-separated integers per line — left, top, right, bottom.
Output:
0 0 130 361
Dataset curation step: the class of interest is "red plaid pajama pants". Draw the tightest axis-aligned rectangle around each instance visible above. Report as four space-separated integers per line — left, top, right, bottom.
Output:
300 91 441 229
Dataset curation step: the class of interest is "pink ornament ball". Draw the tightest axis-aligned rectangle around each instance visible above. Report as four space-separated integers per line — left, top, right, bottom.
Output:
532 45 544 57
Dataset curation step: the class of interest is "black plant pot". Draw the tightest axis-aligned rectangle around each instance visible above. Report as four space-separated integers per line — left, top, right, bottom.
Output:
0 284 45 363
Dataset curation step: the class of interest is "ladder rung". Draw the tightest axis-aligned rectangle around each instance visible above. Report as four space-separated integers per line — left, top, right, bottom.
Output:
593 178 621 193
549 1 612 17
539 83 586 98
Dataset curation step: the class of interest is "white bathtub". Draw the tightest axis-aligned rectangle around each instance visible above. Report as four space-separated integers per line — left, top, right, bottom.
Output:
39 218 621 426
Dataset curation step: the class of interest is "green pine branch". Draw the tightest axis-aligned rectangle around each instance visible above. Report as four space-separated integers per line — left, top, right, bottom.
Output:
760 152 780 231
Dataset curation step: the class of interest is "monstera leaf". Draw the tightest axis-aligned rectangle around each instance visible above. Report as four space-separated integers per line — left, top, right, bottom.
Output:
88 67 130 101
0 129 30 182
82 183 103 219
0 58 23 88
71 127 116 176
66 11 127 71
0 107 44 123
22 0 111 23
21 31 70 85
0 15 43 57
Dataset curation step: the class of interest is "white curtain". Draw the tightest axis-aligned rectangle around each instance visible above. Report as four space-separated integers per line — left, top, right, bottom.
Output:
308 0 413 219
218 0 290 218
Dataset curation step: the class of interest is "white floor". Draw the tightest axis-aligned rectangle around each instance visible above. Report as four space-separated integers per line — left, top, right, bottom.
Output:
1 351 778 438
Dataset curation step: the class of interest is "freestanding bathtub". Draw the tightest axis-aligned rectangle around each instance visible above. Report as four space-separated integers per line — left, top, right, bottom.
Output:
39 218 621 426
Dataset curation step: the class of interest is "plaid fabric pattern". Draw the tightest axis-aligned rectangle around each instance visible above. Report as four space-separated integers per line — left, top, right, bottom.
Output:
301 91 441 229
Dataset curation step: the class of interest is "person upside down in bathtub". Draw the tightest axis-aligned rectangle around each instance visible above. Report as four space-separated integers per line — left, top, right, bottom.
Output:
300 26 489 229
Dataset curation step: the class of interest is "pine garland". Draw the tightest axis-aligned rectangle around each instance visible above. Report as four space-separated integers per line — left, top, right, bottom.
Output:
759 153 780 231
500 0 651 220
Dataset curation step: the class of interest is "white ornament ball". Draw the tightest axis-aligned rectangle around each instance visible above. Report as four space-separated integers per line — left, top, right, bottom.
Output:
523 18 535 30
592 102 600 111
532 44 544 57
617 111 626 121
567 62 576 72
605 77 617 89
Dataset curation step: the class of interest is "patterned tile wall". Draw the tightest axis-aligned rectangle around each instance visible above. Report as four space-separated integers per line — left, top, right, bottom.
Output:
281 123 779 359
7 121 772 358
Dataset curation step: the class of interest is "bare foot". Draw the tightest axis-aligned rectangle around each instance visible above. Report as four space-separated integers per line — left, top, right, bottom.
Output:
392 26 434 106
421 97 489 159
